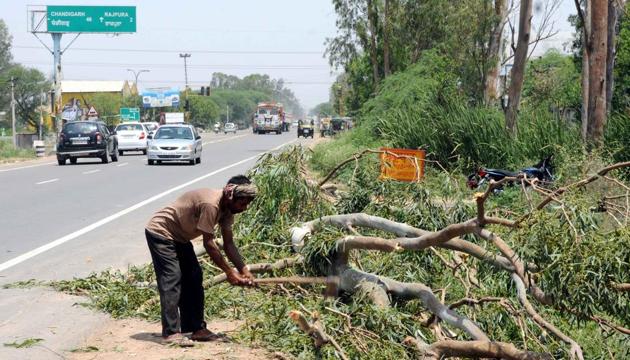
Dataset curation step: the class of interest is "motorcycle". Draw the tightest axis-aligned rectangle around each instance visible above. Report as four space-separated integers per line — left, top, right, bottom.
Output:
213 124 220 134
467 155 554 192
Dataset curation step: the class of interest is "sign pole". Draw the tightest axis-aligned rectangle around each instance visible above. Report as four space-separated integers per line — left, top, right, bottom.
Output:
52 33 62 133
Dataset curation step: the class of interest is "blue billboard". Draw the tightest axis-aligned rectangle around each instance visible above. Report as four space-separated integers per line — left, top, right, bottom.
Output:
141 88 180 108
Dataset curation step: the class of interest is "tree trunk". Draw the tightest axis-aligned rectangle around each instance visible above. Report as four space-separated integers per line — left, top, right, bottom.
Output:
484 0 509 104
505 0 533 136
605 1 619 115
367 0 380 88
579 0 591 141
587 0 609 146
383 0 392 78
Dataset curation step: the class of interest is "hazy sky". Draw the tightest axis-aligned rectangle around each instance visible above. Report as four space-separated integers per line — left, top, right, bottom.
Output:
3 0 576 110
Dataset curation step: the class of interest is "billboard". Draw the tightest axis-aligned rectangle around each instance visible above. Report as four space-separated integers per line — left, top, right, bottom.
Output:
141 88 180 108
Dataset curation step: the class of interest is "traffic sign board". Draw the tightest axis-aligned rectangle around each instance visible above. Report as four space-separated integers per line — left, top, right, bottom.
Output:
47 6 136 33
120 107 140 121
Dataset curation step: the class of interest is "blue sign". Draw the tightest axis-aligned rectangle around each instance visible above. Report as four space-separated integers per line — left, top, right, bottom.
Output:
141 88 180 108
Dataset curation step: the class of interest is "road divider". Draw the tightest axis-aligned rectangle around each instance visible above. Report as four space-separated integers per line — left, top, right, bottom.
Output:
0 138 299 273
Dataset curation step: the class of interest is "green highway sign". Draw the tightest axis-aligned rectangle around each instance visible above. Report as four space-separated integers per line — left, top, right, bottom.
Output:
120 107 140 121
47 6 136 33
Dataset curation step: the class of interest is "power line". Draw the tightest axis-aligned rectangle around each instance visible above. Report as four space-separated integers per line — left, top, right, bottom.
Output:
18 60 333 71
13 45 324 55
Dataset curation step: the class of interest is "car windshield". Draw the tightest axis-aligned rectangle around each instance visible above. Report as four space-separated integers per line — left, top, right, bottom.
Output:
270 108 279 115
155 127 193 140
225 123 235 128
116 123 144 131
258 108 268 115
64 122 98 134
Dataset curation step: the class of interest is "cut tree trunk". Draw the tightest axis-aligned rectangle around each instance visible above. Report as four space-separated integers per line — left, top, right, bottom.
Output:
505 0 533 136
587 0 608 146
605 1 619 115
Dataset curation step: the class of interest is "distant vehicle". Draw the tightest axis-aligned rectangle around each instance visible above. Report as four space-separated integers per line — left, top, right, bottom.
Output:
297 120 314 139
115 122 149 155
292 119 299 127
224 122 237 134
253 102 284 135
142 121 159 134
147 124 202 165
56 120 119 165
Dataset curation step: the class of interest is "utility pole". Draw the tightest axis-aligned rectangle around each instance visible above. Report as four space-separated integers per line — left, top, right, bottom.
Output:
127 68 150 90
226 105 229 123
39 93 44 140
10 77 17 148
179 53 191 89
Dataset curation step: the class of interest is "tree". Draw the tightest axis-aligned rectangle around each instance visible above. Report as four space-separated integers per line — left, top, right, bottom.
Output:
587 0 608 145
613 3 630 111
87 93 124 125
188 95 220 128
309 102 335 117
483 0 509 103
505 0 533 136
5 65 49 130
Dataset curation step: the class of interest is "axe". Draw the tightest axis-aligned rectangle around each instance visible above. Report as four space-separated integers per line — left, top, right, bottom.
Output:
253 276 340 297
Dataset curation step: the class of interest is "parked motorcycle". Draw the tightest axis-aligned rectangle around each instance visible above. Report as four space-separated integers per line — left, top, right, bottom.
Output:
467 155 554 192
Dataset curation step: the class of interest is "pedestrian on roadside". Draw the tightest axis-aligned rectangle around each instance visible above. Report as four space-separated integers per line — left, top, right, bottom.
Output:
145 175 257 346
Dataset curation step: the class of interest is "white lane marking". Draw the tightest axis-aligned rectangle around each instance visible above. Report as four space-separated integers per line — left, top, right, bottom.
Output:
0 162 56 173
0 138 298 272
116 162 129 167
83 169 101 175
202 134 248 146
35 178 59 185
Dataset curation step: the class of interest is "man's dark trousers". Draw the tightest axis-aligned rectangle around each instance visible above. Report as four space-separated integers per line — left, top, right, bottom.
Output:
145 229 205 336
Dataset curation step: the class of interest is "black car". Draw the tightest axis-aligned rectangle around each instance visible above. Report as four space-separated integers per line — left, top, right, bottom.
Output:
56 120 119 165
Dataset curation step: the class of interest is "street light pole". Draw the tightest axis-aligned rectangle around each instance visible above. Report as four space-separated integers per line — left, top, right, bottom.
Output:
179 53 191 89
10 77 17 148
127 69 150 90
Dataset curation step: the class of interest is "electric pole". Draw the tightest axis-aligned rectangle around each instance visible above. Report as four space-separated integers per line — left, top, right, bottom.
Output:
10 77 17 148
226 105 229 123
179 53 191 89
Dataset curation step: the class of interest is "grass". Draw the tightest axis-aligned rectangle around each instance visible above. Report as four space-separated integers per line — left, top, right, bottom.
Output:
0 139 36 162
3 338 44 348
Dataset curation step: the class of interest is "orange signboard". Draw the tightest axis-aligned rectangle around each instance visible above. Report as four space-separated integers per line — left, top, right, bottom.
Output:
379 147 426 182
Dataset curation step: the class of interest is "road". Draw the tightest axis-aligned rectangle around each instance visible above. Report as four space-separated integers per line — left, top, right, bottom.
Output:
0 129 308 283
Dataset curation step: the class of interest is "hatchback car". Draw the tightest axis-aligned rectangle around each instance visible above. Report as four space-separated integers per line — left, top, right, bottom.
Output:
147 124 202 165
115 122 149 155
57 120 119 165
224 122 237 134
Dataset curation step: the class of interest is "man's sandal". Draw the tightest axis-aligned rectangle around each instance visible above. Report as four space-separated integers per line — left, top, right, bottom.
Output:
191 328 227 342
162 333 194 347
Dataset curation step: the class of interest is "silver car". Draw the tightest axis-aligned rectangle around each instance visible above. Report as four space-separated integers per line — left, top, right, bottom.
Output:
147 124 202 165
224 122 237 134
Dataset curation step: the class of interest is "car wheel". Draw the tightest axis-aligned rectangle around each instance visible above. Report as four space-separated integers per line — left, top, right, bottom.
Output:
142 149 147 155
57 157 66 166
111 148 119 162
70 158 77 165
101 151 109 164
118 150 123 156
148 159 154 165
156 160 162 165
189 159 195 165
195 156 201 164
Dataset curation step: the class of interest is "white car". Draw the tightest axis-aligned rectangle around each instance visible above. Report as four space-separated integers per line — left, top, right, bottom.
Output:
115 122 149 155
224 122 237 134
142 121 159 135
147 124 202 165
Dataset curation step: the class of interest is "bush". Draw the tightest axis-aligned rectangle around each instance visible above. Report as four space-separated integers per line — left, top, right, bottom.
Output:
0 139 35 161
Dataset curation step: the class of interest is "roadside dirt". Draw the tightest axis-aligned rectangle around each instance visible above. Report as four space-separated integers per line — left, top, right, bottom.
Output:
65 318 277 360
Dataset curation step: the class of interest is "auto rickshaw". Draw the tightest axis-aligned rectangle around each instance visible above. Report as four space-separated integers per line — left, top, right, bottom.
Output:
320 117 332 137
297 119 314 138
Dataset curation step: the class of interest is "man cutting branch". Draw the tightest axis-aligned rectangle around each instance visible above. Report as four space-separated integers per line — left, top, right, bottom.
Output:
145 175 257 346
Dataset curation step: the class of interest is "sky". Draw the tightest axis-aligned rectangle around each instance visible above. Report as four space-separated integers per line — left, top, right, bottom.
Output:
3 0 576 111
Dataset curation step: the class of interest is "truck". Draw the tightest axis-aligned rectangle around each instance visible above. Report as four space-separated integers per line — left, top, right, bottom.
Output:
252 102 284 134
160 112 185 125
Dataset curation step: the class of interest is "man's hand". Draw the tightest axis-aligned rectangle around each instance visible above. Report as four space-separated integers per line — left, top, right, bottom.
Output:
226 270 254 287
239 266 255 282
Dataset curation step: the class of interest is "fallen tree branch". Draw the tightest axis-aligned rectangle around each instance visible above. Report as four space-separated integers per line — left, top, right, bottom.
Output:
205 256 303 286
288 310 348 360
611 283 630 292
511 274 584 360
403 337 551 359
